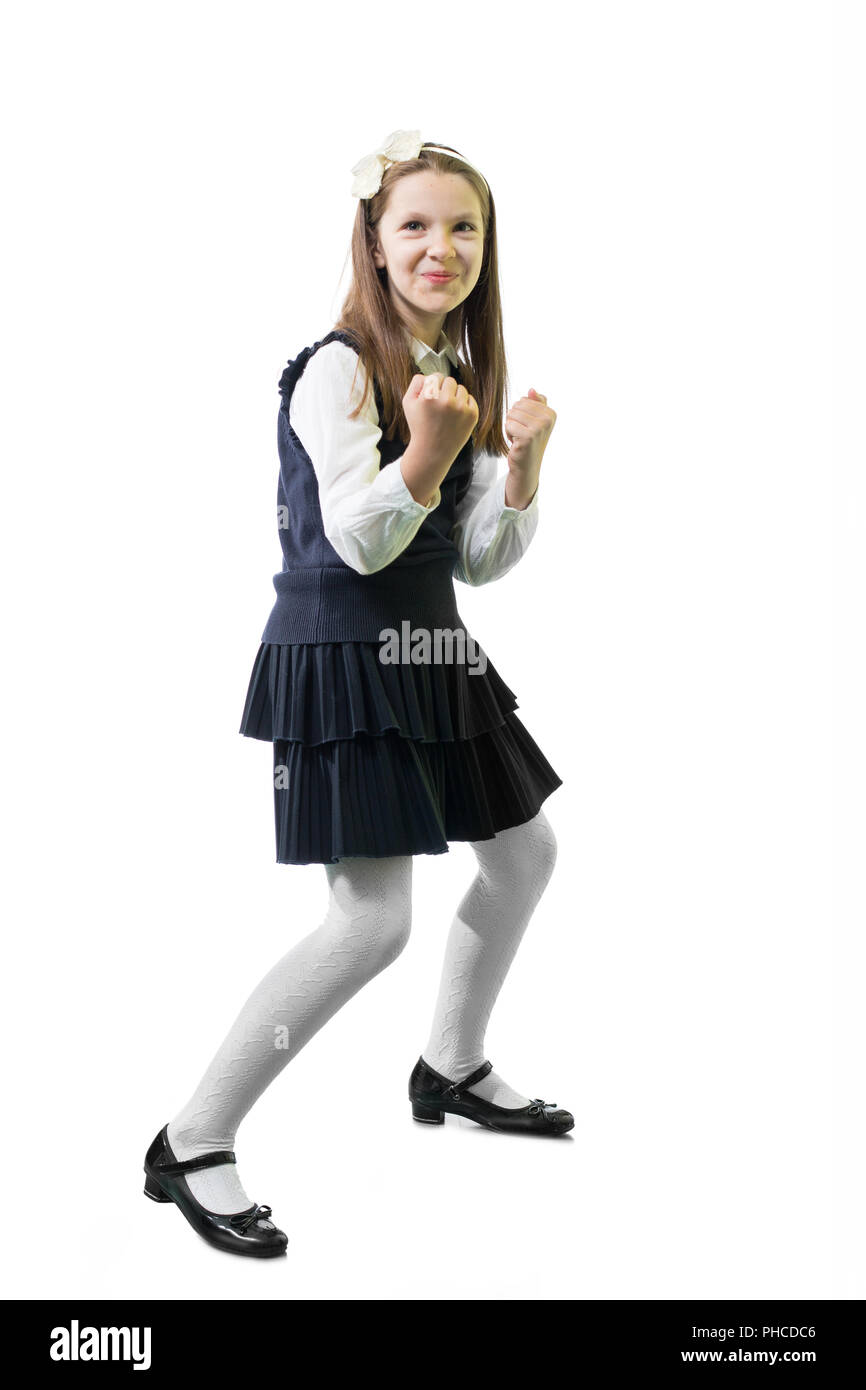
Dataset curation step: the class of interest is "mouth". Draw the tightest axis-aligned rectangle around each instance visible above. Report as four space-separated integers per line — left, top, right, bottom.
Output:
422 272 457 282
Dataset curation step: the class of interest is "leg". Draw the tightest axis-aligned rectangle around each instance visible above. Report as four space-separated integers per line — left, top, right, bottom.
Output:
167 853 412 1211
422 808 558 1108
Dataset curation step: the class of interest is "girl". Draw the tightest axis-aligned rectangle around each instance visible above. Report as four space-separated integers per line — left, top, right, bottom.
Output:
142 130 571 1259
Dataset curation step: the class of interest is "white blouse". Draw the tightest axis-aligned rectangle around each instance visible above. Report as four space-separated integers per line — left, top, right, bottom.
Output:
287 327 540 585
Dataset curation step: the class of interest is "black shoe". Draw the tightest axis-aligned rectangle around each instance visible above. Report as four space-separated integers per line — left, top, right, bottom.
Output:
409 1057 574 1135
143 1124 288 1258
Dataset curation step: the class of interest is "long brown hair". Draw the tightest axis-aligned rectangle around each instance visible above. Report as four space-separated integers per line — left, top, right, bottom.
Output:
333 142 509 457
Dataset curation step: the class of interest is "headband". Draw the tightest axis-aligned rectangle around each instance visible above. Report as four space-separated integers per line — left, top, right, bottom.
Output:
349 128 488 200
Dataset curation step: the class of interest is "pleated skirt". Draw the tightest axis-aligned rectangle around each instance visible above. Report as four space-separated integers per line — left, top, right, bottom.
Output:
238 640 563 865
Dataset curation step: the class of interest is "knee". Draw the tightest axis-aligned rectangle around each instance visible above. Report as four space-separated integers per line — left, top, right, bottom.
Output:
366 900 412 973
325 857 412 976
506 809 558 893
531 810 558 884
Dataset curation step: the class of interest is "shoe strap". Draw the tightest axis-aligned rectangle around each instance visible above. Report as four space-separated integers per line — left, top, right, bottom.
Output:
449 1059 492 1097
158 1149 237 1178
427 1058 492 1099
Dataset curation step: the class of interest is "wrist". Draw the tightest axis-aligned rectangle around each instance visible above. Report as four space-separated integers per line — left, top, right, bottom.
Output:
401 439 452 507
504 467 540 510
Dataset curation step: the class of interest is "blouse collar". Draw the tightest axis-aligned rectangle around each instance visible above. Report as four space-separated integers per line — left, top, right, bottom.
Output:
405 326 461 372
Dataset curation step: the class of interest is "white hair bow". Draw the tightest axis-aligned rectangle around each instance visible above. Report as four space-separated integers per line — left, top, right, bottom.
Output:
349 129 424 198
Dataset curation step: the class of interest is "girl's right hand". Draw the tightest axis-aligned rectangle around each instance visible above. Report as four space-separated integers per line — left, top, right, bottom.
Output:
402 373 479 464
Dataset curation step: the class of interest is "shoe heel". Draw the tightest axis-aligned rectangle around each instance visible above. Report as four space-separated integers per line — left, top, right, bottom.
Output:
143 1170 172 1202
412 1100 445 1124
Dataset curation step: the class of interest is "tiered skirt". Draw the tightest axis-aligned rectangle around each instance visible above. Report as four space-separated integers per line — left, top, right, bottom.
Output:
239 640 563 864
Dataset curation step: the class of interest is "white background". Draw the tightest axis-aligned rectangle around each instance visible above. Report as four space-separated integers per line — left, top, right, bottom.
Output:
1 0 861 1301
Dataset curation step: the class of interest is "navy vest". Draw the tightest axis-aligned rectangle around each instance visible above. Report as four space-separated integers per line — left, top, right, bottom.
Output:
260 329 475 644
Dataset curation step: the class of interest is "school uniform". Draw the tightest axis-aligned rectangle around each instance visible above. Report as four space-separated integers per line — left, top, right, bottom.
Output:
239 326 562 863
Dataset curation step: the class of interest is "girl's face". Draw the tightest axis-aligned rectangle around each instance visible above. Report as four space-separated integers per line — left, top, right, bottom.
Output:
372 171 485 346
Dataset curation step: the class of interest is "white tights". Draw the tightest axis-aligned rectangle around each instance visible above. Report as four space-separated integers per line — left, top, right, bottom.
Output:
167 809 557 1213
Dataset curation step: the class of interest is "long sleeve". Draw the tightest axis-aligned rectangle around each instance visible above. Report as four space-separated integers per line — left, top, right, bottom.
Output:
288 341 441 575
451 449 540 586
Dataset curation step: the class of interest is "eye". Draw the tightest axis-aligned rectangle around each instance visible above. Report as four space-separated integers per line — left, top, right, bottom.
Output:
402 220 477 232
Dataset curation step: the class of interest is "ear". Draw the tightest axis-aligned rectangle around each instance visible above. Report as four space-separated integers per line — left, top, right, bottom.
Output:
372 242 385 270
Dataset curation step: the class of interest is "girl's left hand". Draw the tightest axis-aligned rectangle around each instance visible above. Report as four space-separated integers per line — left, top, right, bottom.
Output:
505 387 557 474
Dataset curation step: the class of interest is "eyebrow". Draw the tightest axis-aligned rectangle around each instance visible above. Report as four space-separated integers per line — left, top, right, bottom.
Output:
398 212 480 221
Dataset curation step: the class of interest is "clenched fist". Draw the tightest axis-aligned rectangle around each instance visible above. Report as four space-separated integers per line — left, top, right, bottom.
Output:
403 372 479 467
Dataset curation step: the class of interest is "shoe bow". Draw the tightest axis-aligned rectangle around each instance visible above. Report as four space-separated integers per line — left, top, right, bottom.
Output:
229 1203 274 1233
527 1098 558 1117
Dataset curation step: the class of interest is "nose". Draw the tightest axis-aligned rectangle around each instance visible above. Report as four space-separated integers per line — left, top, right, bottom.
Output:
427 237 457 261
